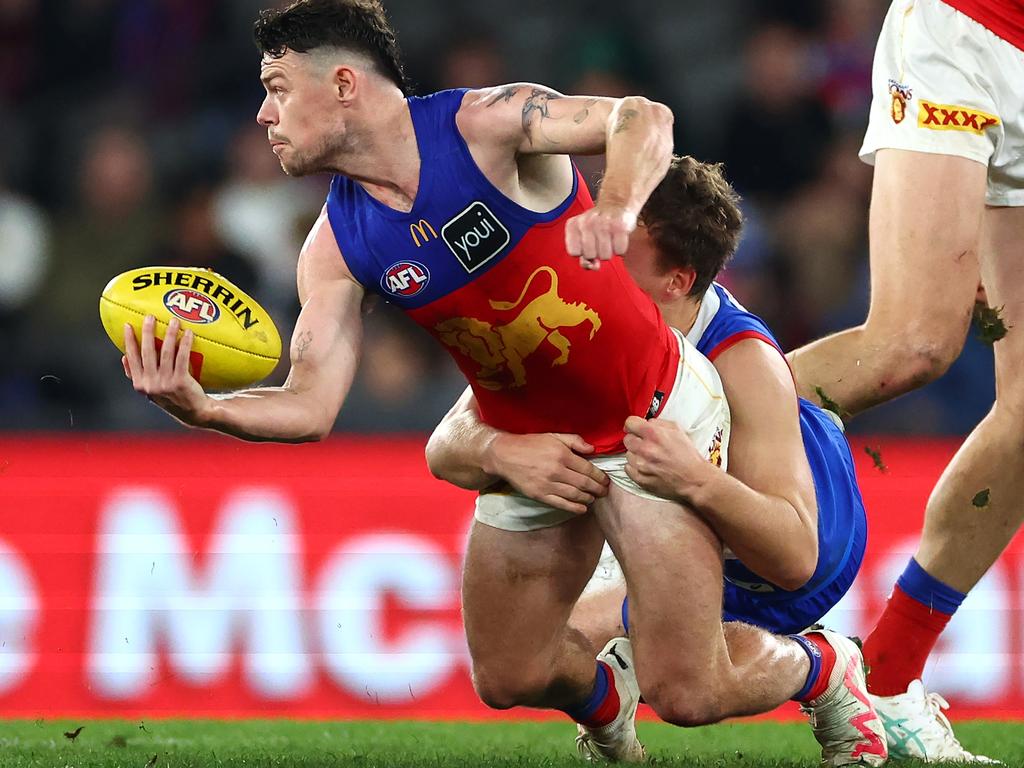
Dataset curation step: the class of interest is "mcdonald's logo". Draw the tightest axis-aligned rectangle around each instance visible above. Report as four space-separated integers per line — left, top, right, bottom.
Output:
410 219 438 247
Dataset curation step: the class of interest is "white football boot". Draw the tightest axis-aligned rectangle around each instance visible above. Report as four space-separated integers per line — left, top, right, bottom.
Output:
575 637 645 762
798 630 888 766
871 680 1000 763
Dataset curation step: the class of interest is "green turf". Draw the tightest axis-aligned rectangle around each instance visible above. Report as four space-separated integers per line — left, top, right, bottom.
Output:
0 719 1018 768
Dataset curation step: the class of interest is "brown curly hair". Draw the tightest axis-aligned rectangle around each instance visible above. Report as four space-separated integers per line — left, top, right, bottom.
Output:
640 156 743 296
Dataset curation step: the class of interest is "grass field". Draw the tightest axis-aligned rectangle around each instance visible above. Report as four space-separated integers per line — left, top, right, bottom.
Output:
0 719 1020 768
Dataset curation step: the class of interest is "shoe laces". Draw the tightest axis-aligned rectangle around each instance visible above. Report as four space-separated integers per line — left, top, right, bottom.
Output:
799 697 862 749
921 690 965 748
575 730 600 761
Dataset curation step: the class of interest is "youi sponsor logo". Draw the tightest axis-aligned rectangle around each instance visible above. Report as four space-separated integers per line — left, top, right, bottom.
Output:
441 201 510 273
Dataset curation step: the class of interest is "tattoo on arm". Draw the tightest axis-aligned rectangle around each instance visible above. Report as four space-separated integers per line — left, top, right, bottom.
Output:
294 331 313 363
521 87 563 145
573 98 599 125
612 108 639 135
485 85 521 107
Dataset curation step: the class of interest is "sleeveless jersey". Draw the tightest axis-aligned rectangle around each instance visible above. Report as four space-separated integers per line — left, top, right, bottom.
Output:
686 283 867 603
325 89 679 454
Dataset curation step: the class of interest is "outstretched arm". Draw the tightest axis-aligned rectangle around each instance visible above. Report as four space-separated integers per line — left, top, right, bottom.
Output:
123 207 365 443
425 388 609 515
458 84 674 265
624 341 819 590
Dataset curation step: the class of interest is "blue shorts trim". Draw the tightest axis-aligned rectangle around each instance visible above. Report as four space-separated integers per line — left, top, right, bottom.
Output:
722 512 866 635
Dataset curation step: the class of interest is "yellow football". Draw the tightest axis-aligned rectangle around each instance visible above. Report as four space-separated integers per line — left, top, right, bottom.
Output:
99 266 282 390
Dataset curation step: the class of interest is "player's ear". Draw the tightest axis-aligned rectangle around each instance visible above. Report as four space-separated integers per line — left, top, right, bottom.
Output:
667 267 697 299
333 65 358 103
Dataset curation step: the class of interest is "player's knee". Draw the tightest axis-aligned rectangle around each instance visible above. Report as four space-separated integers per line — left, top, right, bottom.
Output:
899 339 960 387
642 680 725 728
471 665 548 711
871 331 963 392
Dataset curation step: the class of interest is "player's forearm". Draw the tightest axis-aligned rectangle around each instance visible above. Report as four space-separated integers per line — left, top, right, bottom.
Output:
425 409 503 490
597 97 674 214
195 387 336 443
685 469 818 591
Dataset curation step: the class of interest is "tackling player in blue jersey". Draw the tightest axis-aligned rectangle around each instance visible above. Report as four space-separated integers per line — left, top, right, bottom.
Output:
427 156 876 761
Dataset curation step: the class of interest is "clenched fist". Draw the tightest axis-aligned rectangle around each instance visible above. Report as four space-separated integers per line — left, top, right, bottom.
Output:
565 205 636 270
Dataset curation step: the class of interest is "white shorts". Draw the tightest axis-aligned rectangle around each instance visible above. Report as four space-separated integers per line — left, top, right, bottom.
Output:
859 0 1024 206
474 330 731 532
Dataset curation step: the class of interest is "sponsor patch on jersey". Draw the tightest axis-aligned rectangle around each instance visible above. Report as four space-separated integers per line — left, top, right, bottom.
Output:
441 201 510 273
381 260 431 297
645 390 665 419
888 79 912 124
918 100 999 134
707 425 725 468
163 289 220 324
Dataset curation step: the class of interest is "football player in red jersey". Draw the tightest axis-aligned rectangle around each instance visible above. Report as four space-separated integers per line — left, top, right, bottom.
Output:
786 0 1024 760
118 2 881 762
429 156 888 766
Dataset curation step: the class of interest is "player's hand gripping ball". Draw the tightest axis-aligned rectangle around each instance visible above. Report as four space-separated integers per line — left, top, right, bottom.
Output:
99 267 281 390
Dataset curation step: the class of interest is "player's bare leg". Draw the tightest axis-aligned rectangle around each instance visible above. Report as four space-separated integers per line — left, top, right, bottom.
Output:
792 151 1008 761
461 513 605 712
569 582 627 652
915 206 1024 593
590 484 885 765
568 569 817 685
861 208 1024 764
594 485 807 719
788 150 986 416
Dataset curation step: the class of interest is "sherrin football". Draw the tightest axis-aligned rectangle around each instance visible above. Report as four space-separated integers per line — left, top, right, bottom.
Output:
99 267 282 390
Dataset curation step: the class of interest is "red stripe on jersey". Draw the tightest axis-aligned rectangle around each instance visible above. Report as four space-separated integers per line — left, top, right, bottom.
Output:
942 0 1024 51
706 331 780 362
707 331 797 390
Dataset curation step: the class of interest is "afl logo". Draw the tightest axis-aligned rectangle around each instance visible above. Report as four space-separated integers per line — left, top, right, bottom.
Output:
382 261 430 297
163 289 220 324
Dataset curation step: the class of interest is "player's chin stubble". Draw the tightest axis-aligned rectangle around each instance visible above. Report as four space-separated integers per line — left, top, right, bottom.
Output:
281 133 351 177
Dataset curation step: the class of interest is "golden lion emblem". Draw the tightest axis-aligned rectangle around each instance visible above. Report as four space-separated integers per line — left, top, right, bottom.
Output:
707 425 725 468
436 266 601 390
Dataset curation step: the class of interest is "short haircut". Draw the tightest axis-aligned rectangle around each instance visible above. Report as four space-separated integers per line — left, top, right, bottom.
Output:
640 156 744 295
254 0 410 95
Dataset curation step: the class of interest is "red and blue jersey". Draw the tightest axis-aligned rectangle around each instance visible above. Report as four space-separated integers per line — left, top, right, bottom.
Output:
688 283 867 630
325 89 679 454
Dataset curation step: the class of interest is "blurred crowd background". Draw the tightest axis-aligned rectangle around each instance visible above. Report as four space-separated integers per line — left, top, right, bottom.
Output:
0 0 995 435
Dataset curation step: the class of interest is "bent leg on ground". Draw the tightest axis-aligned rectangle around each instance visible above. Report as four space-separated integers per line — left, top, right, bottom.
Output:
462 513 605 711
592 483 810 726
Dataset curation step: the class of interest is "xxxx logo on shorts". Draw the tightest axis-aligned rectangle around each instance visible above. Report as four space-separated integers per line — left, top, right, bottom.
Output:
918 100 1000 135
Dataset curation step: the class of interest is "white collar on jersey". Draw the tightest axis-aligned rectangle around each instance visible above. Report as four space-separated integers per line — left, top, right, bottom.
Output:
683 282 752 347
684 283 722 347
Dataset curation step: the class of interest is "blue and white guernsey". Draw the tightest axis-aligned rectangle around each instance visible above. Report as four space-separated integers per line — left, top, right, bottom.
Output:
687 283 868 634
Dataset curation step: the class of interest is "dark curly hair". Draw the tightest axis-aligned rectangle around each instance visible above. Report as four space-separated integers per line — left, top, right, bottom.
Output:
254 0 410 95
640 156 743 296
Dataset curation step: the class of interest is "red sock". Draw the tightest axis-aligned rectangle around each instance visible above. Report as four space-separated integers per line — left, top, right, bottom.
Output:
862 585 953 696
799 632 838 702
